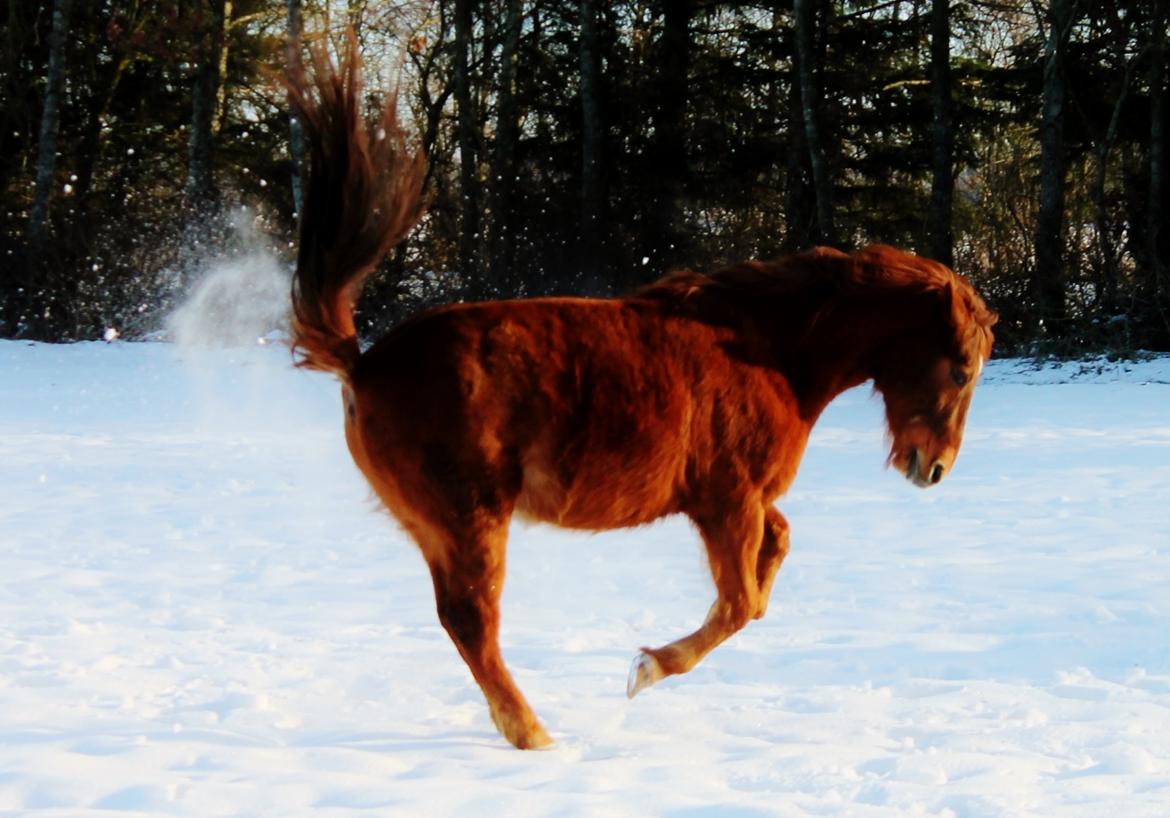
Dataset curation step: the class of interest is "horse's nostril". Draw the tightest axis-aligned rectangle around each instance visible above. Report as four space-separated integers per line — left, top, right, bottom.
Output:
930 462 945 484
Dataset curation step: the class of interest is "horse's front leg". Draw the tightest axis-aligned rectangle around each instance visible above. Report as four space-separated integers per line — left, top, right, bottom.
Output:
627 499 766 698
754 506 790 619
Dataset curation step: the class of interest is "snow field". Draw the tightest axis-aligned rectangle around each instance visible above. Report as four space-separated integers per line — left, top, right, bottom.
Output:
1 341 1168 817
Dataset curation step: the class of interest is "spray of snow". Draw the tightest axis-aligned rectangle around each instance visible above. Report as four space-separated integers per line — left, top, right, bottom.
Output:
167 209 290 348
164 209 314 436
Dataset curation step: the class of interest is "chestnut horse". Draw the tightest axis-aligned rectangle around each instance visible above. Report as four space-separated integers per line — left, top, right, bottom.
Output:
286 42 996 750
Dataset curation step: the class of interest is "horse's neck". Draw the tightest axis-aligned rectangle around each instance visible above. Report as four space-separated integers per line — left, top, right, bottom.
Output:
781 292 927 422
646 277 929 421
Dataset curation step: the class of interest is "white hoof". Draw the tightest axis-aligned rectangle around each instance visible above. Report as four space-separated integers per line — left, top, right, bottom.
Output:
626 650 662 699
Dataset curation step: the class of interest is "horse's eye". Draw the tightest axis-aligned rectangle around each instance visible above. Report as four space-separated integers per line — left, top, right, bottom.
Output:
950 366 969 387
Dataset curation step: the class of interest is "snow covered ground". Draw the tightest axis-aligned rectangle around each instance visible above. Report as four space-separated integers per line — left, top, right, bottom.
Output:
1 339 1168 817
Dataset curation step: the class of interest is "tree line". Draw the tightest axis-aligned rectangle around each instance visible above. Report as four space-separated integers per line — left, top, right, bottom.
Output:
1 0 1168 353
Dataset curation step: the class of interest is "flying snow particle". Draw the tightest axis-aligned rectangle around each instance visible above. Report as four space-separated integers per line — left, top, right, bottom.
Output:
641 256 650 266
63 183 73 194
103 327 119 342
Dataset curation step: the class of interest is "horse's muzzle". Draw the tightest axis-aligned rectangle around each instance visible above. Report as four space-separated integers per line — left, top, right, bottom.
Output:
905 448 946 488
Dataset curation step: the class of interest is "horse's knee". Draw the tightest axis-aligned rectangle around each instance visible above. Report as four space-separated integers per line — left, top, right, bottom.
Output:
728 604 752 632
712 594 754 633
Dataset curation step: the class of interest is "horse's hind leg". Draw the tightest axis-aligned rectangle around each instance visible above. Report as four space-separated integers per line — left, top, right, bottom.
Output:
425 521 553 750
627 499 765 697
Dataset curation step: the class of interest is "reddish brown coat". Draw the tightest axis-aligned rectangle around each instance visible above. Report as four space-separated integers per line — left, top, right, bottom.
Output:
287 41 996 749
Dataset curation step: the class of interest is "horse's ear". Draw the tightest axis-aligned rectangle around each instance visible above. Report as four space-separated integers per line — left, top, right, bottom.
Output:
941 281 963 328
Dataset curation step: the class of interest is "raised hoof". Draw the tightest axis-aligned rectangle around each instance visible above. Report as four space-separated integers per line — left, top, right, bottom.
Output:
626 649 663 699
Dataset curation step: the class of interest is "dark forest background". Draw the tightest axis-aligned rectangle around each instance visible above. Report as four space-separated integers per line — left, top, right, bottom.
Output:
2 0 1168 354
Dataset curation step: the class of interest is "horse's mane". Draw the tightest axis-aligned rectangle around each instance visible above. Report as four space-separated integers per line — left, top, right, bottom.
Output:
638 244 997 354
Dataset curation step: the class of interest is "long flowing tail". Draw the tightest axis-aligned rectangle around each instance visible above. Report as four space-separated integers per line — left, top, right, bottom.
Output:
284 33 425 380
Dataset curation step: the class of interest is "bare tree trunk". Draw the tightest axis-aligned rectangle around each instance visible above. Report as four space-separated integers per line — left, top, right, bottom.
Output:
1091 9 1137 319
532 2 550 148
1033 0 1076 334
186 0 227 208
26 0 73 249
755 7 785 259
490 0 522 295
649 0 690 272
2 0 35 215
287 0 305 220
454 0 483 292
928 0 954 267
213 0 233 134
783 15 814 252
409 29 454 196
579 0 606 292
1149 0 1169 340
74 47 134 229
793 0 836 247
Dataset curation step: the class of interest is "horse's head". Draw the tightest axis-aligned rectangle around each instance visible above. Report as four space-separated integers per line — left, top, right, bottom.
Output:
873 276 996 489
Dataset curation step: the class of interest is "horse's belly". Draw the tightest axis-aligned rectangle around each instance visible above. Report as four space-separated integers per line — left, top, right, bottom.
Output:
515 448 681 530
